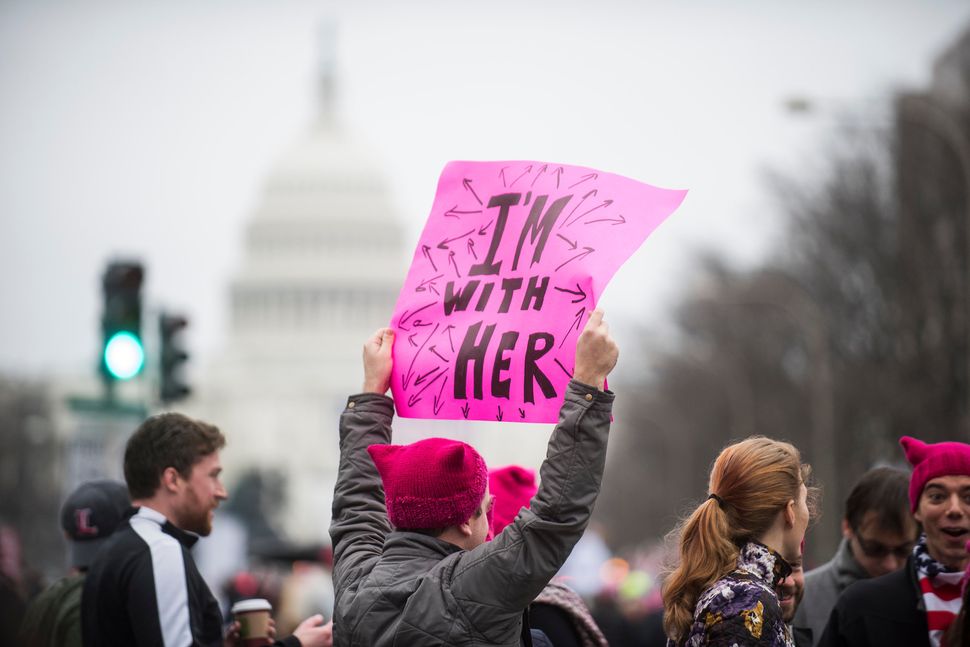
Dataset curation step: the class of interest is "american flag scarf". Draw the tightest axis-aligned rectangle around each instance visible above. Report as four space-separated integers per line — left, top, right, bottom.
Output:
914 535 964 647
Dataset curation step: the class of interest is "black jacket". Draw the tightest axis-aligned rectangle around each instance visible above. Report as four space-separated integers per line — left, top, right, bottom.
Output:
81 506 298 647
816 555 928 647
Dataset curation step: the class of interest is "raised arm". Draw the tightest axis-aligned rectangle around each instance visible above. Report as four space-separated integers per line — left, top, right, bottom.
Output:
330 328 395 596
451 310 618 618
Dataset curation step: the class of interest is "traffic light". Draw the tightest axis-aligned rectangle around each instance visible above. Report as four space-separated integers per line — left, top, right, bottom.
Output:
159 313 190 402
101 261 145 382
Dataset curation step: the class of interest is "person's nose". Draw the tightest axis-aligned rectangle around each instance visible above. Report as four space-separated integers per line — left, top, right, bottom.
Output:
944 493 964 518
882 553 904 573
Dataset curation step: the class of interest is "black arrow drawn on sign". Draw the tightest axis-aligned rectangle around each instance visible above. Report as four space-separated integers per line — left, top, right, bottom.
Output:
499 166 509 187
443 324 457 352
422 245 437 271
566 200 614 228
553 166 564 189
555 246 595 272
448 250 461 278
403 323 439 388
586 214 626 226
478 220 492 236
461 402 470 419
554 358 574 378
530 164 548 187
445 205 483 219
558 307 587 349
462 178 483 205
554 283 587 303
556 233 578 251
569 172 598 189
407 369 446 407
416 274 444 295
510 165 532 187
466 238 477 260
408 333 418 347
399 301 436 331
429 345 449 362
437 229 475 250
519 408 526 419
414 366 440 386
496 406 504 422
433 377 449 415
561 189 597 229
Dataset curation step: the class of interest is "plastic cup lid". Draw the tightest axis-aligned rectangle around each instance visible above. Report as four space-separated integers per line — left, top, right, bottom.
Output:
231 598 272 614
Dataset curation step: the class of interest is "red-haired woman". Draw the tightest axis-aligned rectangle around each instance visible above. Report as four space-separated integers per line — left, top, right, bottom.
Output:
663 437 815 647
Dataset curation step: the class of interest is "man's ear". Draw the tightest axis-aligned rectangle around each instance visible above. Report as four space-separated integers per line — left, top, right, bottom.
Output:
161 466 181 494
457 519 474 538
841 518 852 539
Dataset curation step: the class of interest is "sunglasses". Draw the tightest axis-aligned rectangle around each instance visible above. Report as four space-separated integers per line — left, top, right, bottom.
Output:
854 535 913 560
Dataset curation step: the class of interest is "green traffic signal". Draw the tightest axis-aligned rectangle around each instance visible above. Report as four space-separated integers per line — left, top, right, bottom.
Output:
103 331 145 380
100 261 144 384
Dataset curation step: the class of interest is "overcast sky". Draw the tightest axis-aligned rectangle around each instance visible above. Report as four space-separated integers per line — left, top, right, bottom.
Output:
2 0 969 379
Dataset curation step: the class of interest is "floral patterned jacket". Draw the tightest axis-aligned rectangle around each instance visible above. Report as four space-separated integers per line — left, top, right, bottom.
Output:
671 541 795 647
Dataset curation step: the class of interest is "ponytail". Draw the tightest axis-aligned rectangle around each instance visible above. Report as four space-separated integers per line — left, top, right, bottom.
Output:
662 496 736 643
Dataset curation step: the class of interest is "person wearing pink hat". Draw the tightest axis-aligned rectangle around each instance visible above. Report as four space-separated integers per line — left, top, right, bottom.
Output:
818 436 970 647
329 309 618 646
489 465 609 647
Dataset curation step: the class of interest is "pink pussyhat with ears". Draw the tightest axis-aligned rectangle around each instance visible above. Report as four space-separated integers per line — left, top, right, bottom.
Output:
488 465 538 538
899 436 970 512
367 437 488 530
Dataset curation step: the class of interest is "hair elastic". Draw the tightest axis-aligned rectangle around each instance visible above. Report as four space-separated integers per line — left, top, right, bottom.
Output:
708 492 726 509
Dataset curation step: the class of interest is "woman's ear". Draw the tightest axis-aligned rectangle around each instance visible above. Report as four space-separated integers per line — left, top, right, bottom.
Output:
457 519 473 538
784 499 796 528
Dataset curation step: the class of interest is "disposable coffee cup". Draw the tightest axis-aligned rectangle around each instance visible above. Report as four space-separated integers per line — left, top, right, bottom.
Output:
231 598 272 647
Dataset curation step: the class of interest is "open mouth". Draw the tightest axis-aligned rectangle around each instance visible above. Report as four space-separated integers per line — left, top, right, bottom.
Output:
941 527 969 539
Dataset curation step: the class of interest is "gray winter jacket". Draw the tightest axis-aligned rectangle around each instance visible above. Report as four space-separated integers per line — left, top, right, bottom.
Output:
793 538 870 646
329 380 614 647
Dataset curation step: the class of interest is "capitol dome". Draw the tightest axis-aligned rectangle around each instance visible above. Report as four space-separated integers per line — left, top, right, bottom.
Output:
198 32 407 543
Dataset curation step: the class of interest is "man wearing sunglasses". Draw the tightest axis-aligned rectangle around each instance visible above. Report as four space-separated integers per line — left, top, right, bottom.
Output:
794 466 915 646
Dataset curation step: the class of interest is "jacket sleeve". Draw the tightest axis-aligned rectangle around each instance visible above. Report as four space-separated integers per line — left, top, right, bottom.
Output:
450 380 614 626
329 392 394 598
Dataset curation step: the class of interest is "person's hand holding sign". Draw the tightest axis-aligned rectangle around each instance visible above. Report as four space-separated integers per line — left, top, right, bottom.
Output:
572 309 618 390
363 327 394 395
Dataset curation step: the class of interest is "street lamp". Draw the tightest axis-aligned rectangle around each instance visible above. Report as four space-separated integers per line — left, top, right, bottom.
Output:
784 93 970 428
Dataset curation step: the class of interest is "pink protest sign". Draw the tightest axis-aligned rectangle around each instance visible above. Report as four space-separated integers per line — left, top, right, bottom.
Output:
391 160 687 423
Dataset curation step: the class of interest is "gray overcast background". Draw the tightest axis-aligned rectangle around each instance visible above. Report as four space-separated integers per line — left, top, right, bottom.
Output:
2 0 969 378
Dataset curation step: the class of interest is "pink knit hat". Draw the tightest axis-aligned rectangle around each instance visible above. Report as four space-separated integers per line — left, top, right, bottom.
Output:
899 436 970 512
367 437 488 529
488 465 538 536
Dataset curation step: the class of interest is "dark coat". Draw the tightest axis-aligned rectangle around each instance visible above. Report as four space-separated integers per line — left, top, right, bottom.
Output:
815 555 928 647
793 538 869 646
329 380 614 647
